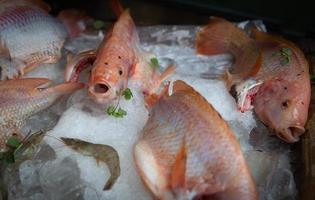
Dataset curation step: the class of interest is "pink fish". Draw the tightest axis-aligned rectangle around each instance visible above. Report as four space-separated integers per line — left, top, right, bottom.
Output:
196 17 311 143
65 10 175 105
134 80 257 200
0 78 83 152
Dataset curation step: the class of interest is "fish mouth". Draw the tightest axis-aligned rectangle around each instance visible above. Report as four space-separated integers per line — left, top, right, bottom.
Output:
277 125 305 143
88 80 114 104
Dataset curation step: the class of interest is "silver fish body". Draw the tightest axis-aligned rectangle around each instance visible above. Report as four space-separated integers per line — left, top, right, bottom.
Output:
0 4 67 78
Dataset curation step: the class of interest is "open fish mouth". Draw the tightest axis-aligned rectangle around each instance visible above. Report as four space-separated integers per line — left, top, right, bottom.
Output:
88 80 116 104
230 79 262 112
277 125 305 143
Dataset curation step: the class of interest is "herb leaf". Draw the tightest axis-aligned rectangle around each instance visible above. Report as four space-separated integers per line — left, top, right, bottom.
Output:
150 57 160 69
123 88 133 100
7 136 21 148
106 106 127 118
107 106 116 115
0 136 22 163
273 47 292 66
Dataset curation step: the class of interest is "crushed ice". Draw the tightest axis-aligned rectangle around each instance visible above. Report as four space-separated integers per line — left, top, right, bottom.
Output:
1 24 297 200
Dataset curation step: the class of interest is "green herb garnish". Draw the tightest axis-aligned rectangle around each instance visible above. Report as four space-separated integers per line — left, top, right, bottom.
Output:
106 106 127 118
150 57 160 69
273 47 292 66
7 136 21 148
93 20 105 30
0 136 22 163
123 88 133 100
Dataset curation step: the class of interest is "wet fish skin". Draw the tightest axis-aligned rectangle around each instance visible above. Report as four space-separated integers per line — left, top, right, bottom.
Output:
134 80 257 200
0 0 68 79
0 78 83 152
65 10 175 105
61 137 120 190
196 17 311 143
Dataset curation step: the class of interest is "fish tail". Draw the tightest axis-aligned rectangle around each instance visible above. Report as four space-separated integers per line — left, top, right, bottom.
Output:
196 17 248 55
108 0 124 17
196 17 262 81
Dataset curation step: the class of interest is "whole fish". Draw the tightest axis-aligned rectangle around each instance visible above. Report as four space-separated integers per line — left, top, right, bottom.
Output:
61 137 120 190
0 78 83 152
196 17 311 143
134 80 257 200
65 10 175 105
0 0 68 79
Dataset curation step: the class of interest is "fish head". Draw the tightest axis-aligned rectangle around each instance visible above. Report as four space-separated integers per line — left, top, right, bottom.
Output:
254 79 310 143
88 57 129 104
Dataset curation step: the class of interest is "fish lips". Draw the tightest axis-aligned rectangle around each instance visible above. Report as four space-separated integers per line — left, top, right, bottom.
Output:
276 125 305 143
88 80 116 104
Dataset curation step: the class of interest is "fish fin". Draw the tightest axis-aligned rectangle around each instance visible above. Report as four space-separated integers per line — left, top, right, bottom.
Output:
0 40 11 58
222 69 238 91
196 17 262 80
171 141 187 191
252 27 306 57
144 83 170 108
160 65 176 82
108 0 124 17
44 82 84 97
196 17 249 55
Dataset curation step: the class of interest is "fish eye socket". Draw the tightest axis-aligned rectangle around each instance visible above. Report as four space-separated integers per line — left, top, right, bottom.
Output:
281 100 290 109
118 69 123 76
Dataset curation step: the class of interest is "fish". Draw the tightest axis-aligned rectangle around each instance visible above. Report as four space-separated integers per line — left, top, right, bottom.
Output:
61 137 120 190
133 80 257 200
0 0 68 79
65 9 175 105
196 17 311 143
0 78 83 152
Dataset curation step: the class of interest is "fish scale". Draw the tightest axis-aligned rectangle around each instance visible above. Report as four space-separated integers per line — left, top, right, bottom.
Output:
134 80 257 200
0 78 83 152
0 4 67 78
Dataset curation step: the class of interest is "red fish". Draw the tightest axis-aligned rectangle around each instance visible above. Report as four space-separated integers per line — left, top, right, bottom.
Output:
65 10 175 105
134 80 257 200
196 17 311 143
0 78 83 152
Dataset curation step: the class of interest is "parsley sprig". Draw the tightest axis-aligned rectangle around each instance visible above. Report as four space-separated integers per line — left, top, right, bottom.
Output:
272 47 292 66
150 57 160 70
106 88 133 118
0 136 21 164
